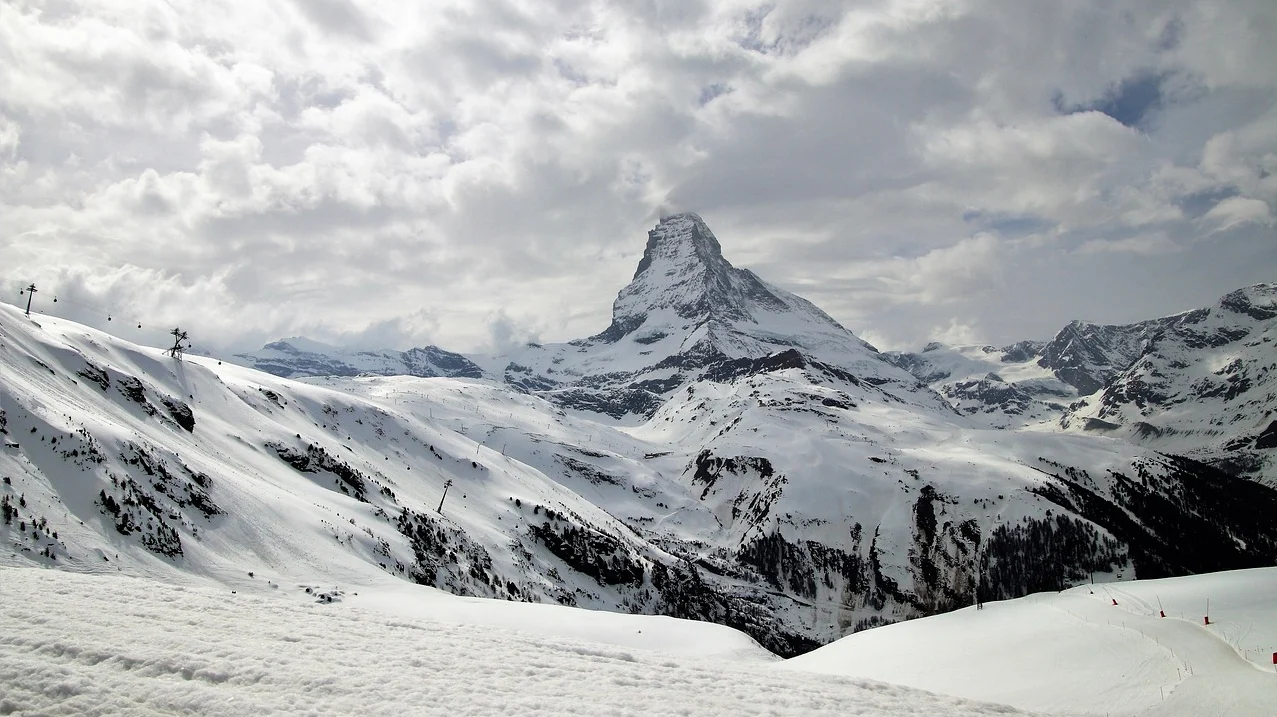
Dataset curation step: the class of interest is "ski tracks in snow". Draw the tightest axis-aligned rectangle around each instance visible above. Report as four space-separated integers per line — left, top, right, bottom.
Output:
1053 588 1276 716
0 568 1033 717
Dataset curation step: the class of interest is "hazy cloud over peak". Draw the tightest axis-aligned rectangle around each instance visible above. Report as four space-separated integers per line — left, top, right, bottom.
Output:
3 0 1274 355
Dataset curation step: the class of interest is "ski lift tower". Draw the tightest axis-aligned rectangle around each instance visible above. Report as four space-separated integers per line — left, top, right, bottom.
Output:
168 327 189 359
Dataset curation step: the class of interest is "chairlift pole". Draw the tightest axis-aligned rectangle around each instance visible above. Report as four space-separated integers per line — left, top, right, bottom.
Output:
22 284 37 316
437 479 453 514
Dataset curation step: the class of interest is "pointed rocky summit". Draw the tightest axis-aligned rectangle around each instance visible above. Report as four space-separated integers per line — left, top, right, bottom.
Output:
588 213 882 373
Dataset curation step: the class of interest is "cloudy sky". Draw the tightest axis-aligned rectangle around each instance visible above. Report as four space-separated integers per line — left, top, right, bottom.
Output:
2 0 1274 356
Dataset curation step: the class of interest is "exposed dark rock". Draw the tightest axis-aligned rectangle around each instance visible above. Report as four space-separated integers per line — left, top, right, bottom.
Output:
702 349 808 383
1219 286 1277 320
1256 421 1277 450
1000 340 1045 363
690 451 774 500
1083 418 1122 431
77 362 110 391
267 441 368 502
162 398 194 431
529 518 644 586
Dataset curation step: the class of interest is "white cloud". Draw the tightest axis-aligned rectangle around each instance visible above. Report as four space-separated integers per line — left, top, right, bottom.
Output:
0 116 19 158
1201 196 1273 233
1076 232 1180 255
0 0 1274 354
929 318 984 346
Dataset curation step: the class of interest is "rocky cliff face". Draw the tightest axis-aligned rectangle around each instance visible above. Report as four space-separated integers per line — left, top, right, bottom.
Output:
1037 311 1212 396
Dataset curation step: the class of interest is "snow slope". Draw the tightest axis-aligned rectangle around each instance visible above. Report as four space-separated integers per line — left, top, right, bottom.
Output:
3 566 1272 716
0 566 1029 717
4 285 1277 658
785 567 1277 717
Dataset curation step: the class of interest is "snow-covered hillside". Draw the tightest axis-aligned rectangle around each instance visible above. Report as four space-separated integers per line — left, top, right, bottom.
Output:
786 567 1277 717
3 215 1275 658
0 566 1029 717
889 284 1277 484
3 565 1272 716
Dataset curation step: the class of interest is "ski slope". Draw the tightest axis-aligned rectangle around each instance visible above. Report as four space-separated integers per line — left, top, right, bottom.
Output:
785 568 1277 716
3 567 1273 716
0 566 1026 717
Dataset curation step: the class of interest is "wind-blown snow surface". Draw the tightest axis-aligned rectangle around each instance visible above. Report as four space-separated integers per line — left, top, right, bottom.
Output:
0 567 1027 717
786 567 1277 717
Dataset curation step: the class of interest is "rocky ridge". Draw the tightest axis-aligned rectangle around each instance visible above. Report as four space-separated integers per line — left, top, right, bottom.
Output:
889 284 1277 484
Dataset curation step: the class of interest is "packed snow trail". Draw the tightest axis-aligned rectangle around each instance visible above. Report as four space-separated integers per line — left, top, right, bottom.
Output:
0 568 1032 717
784 568 1277 717
1054 588 1275 716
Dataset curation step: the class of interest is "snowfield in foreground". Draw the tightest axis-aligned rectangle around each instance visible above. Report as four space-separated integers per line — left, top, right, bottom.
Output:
3 567 1275 717
786 567 1277 716
0 567 1023 717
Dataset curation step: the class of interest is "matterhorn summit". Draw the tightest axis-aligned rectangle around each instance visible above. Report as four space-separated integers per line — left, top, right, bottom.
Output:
239 214 926 418
597 214 882 369
464 213 927 417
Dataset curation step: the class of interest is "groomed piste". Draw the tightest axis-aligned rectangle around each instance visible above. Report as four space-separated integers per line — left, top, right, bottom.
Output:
1 566 1274 716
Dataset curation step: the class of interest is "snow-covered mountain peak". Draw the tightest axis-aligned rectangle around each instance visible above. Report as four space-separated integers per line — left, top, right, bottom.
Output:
631 212 724 280
262 337 342 354
595 214 877 365
1218 283 1276 320
600 212 791 340
239 214 921 418
238 339 485 380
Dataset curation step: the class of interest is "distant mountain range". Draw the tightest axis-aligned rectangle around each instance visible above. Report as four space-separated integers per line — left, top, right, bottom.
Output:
5 213 1274 657
884 283 1277 484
